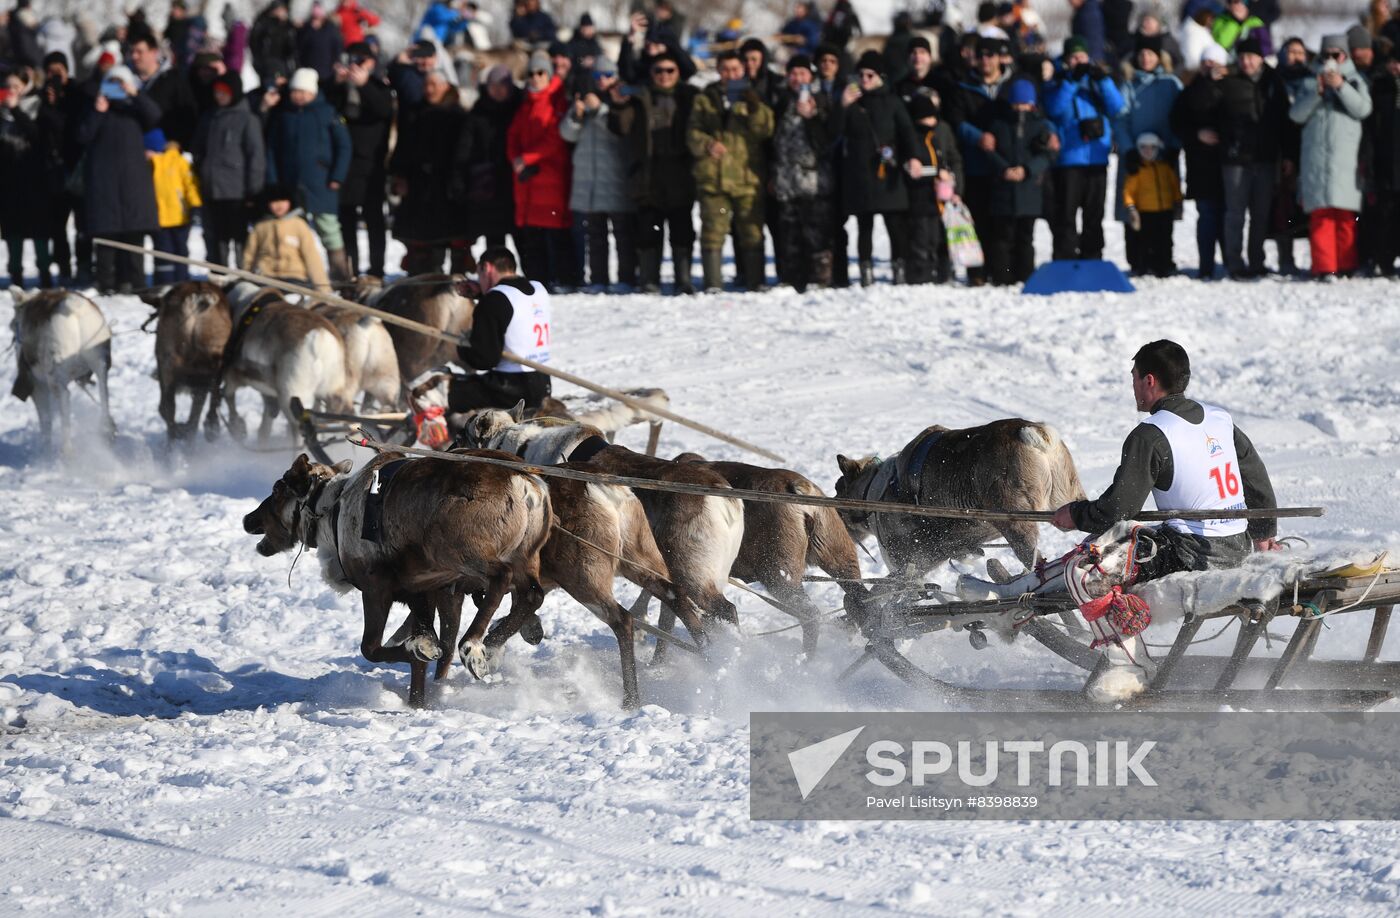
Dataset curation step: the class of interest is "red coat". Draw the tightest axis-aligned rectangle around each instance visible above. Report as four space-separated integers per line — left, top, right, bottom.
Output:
506 77 572 229
336 1 380 46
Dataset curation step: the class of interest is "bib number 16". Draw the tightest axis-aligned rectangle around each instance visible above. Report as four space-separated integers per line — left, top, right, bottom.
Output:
1209 462 1240 499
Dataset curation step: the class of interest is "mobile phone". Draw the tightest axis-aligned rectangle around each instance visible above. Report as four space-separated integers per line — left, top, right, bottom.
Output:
100 80 128 100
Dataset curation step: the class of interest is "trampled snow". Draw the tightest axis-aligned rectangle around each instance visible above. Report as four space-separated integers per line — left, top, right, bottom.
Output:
4 216 1400 915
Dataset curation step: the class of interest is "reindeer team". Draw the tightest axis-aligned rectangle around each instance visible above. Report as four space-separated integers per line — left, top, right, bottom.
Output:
7 278 1086 709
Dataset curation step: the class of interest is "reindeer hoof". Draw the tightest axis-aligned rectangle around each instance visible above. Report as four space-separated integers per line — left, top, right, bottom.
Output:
519 614 545 646
405 633 443 663
459 639 501 680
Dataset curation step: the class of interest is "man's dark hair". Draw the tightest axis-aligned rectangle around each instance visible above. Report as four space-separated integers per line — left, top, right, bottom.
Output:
479 246 518 274
715 49 742 67
1133 340 1191 394
129 31 160 51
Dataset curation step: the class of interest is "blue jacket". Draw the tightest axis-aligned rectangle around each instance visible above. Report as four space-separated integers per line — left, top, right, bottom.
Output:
1044 68 1125 167
1114 67 1182 154
419 3 467 44
781 16 822 55
265 96 352 214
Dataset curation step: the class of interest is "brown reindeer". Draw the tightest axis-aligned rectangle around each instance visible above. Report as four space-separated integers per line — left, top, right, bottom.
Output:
674 454 866 657
833 420 1086 581
347 274 475 382
140 282 232 441
310 304 401 410
242 450 551 706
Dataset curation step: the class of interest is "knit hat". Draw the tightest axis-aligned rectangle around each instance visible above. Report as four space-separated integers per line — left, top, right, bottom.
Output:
142 128 167 153
528 49 554 76
1200 43 1229 66
977 1 997 22
593 56 618 77
345 41 376 60
855 49 886 76
786 53 815 74
547 40 569 58
907 93 939 121
1320 33 1349 54
104 64 135 87
212 76 236 97
42 50 68 70
1134 33 1162 55
1235 35 1263 57
976 35 1001 57
1136 131 1162 151
578 12 593 27
289 67 319 94
1063 35 1088 57
814 42 842 63
1008 78 1037 106
1347 24 1372 51
910 36 931 54
484 64 512 85
410 39 436 58
740 37 768 59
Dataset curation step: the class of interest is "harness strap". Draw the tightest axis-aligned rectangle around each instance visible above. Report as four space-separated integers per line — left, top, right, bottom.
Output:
567 434 610 464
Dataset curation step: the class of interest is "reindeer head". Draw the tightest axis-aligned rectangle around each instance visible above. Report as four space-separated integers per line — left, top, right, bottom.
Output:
243 453 351 556
459 401 526 448
833 454 884 539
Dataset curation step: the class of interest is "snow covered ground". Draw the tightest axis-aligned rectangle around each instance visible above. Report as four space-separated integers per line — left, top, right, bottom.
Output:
4 213 1400 915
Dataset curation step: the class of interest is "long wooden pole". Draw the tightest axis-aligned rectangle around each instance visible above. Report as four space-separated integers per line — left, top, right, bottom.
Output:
347 432 1326 525
94 238 788 463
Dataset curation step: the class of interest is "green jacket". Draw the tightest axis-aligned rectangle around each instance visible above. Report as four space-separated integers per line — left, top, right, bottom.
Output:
687 81 774 197
1211 14 1264 51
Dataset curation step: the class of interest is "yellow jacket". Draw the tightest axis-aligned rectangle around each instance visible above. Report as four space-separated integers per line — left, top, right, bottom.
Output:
242 212 330 290
150 144 203 228
1123 160 1182 214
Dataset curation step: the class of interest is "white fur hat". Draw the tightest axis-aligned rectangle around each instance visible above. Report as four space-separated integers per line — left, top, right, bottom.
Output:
289 67 319 94
104 65 136 88
1200 44 1229 67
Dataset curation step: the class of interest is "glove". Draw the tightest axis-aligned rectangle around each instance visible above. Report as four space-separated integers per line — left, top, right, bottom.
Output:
1127 206 1142 232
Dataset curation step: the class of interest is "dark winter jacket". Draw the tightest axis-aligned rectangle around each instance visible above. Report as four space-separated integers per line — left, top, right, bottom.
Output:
265 95 352 214
0 103 60 238
1066 395 1278 541
141 64 200 148
947 72 1013 177
509 10 558 45
1070 0 1107 64
1370 70 1400 192
772 87 836 202
469 85 523 237
837 83 918 214
820 0 862 50
986 106 1055 216
295 21 345 83
328 76 393 205
608 82 698 211
76 93 162 236
907 119 963 217
192 97 266 201
249 8 297 83
1219 65 1289 165
390 97 473 242
1170 73 1227 202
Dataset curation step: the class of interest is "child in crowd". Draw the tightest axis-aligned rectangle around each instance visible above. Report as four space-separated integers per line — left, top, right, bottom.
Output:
146 128 203 284
1123 132 1182 277
905 93 964 284
242 185 330 290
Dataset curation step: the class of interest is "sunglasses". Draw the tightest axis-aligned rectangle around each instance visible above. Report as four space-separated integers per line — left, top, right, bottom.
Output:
1323 50 1344 60
531 69 549 76
859 70 879 78
651 66 678 74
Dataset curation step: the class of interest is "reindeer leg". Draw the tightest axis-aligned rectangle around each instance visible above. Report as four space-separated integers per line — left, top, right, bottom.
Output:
603 600 641 709
95 349 114 440
158 375 179 440
186 384 210 440
358 587 423 706
32 383 54 452
458 570 512 681
55 382 72 455
222 385 246 441
650 598 675 665
435 591 463 681
769 579 824 659
256 394 279 444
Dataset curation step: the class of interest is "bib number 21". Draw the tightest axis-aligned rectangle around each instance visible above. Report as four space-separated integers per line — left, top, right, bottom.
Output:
1209 462 1240 499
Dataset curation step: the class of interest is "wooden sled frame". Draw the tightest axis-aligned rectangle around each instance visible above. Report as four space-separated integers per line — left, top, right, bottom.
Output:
847 571 1400 711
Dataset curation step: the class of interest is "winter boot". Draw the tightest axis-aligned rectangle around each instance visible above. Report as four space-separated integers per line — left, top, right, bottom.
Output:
891 258 907 285
859 259 874 287
638 247 662 293
740 247 768 292
811 250 833 289
670 244 695 294
327 247 352 283
701 249 724 293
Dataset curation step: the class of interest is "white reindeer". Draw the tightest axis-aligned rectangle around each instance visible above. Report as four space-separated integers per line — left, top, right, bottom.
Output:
8 290 115 452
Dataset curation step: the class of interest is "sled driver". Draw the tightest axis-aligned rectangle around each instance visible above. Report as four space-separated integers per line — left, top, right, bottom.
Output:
449 246 553 413
1051 339 1283 578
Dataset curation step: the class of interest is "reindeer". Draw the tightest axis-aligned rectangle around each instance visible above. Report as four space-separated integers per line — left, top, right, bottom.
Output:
673 454 866 657
833 420 1086 584
309 304 401 410
457 408 746 655
140 282 232 441
220 282 355 442
242 451 552 706
347 274 475 381
8 289 115 451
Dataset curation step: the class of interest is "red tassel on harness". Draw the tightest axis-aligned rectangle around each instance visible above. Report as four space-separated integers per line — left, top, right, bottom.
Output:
414 406 450 449
1079 586 1152 647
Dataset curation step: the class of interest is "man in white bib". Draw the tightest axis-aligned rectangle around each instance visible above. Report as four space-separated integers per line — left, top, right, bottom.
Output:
448 246 554 412
1051 339 1283 579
